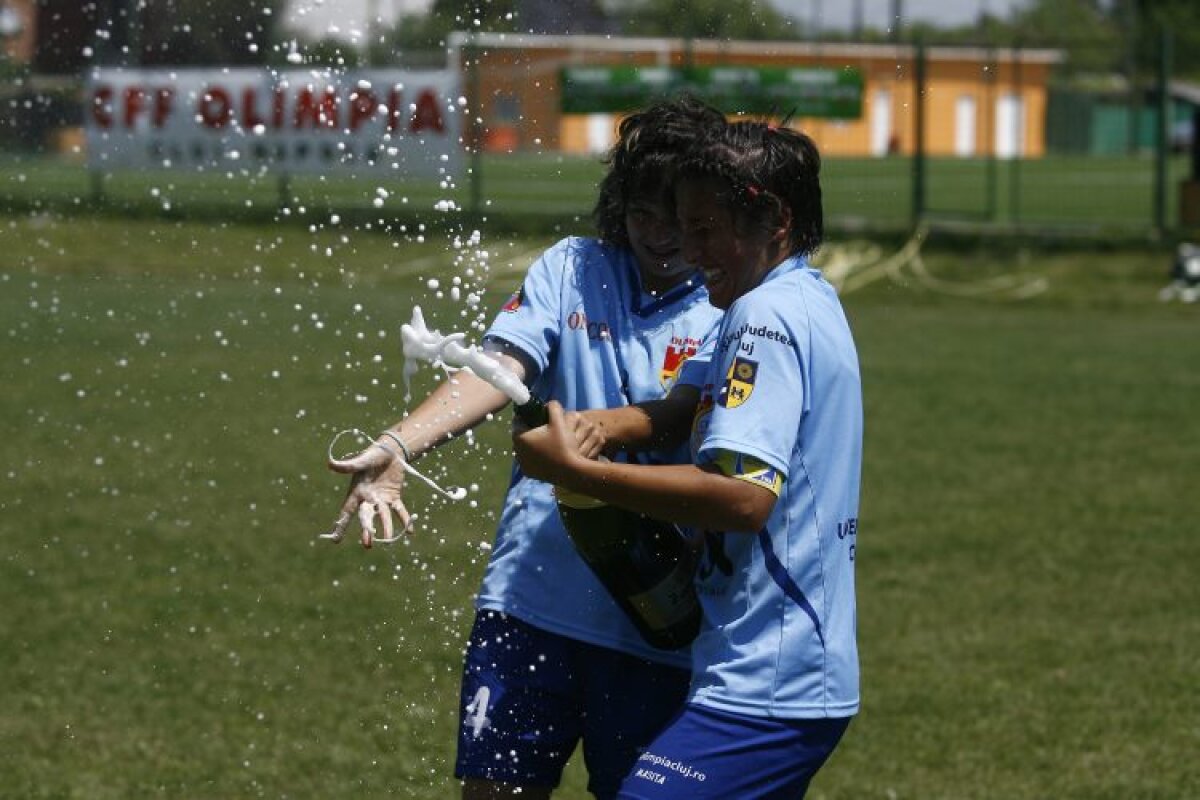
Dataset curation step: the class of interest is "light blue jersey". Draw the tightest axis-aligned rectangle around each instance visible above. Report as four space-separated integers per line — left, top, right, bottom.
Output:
479 236 722 666
687 256 862 717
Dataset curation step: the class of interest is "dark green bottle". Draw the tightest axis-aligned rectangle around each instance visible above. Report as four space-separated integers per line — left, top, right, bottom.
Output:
515 397 702 650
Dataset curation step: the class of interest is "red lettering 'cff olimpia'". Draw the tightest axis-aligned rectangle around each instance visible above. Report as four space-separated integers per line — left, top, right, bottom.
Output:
89 83 445 135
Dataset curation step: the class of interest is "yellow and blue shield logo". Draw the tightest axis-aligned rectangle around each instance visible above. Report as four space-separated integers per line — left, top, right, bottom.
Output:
719 357 757 409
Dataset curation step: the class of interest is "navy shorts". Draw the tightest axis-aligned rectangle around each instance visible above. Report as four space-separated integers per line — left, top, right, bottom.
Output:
454 609 690 800
617 703 851 799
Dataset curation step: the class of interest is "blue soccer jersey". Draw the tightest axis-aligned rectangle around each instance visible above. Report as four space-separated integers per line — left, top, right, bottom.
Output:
687 255 863 717
478 236 722 666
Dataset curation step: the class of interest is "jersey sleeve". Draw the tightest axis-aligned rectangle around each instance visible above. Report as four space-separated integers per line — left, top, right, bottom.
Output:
482 238 573 375
710 449 785 496
695 292 807 478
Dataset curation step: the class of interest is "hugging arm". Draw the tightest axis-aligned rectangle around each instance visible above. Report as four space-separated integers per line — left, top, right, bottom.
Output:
572 384 702 456
514 400 776 533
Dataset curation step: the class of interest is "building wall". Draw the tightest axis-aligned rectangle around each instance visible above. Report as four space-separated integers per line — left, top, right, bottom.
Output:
453 35 1059 160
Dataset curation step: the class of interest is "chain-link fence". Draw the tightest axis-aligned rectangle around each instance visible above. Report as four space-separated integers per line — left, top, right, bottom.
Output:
913 29 1194 238
2 27 1197 241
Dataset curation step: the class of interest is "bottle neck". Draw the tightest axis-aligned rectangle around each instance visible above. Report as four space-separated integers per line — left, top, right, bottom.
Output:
514 395 548 428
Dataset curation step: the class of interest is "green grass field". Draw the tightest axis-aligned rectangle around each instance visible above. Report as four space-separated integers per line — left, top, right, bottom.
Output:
1 211 1198 798
2 151 1194 236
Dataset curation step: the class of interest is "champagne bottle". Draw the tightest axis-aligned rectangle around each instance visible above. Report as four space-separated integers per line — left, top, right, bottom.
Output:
515 397 702 650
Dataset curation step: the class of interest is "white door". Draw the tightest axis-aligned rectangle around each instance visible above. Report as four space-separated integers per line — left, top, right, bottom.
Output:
995 94 1025 159
586 113 614 154
871 89 892 156
955 95 977 157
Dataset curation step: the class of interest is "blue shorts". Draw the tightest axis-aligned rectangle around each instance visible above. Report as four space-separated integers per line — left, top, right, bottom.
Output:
617 704 851 799
454 610 691 800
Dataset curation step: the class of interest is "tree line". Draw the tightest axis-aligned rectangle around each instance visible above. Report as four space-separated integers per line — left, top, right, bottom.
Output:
39 0 1200 80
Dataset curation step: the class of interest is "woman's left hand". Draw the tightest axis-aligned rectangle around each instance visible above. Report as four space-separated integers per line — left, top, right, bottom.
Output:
513 400 592 482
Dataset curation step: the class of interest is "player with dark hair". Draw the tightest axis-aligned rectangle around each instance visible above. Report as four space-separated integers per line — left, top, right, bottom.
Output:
325 97 726 799
514 120 862 798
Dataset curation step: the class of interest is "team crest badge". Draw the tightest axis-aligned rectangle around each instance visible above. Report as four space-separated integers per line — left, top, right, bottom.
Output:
501 285 524 313
718 357 757 409
659 337 699 388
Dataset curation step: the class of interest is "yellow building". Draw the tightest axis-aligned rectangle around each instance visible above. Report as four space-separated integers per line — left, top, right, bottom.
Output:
449 32 1062 160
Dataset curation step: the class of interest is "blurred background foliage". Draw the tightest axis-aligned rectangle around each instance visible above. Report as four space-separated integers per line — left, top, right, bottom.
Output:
26 1 1199 77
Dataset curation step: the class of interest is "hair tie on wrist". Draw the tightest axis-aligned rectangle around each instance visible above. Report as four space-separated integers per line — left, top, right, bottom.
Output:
380 430 413 462
372 440 402 461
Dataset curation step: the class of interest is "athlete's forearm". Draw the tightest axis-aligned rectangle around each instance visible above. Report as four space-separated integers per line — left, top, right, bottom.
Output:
563 458 774 533
581 385 701 452
386 364 515 460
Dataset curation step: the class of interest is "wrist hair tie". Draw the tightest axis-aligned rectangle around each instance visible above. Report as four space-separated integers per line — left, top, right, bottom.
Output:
326 428 467 503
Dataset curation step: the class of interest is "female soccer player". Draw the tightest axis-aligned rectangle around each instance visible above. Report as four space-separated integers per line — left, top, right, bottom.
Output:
514 120 863 799
324 97 725 800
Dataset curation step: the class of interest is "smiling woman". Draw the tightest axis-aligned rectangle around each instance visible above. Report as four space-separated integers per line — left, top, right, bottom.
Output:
513 120 862 799
323 95 726 800
624 189 691 294
676 125 823 310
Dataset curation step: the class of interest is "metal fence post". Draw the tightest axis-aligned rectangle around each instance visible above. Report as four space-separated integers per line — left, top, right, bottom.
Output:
985 45 998 222
1154 27 1171 235
1010 42 1023 229
89 169 104 205
912 38 926 228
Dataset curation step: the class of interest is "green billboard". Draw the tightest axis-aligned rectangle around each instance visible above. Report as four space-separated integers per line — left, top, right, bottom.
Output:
560 65 863 119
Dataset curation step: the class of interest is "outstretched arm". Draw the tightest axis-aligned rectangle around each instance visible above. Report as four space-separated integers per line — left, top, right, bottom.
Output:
324 351 525 547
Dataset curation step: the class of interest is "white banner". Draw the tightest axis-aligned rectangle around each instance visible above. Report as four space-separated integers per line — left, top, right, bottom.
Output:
84 67 463 178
